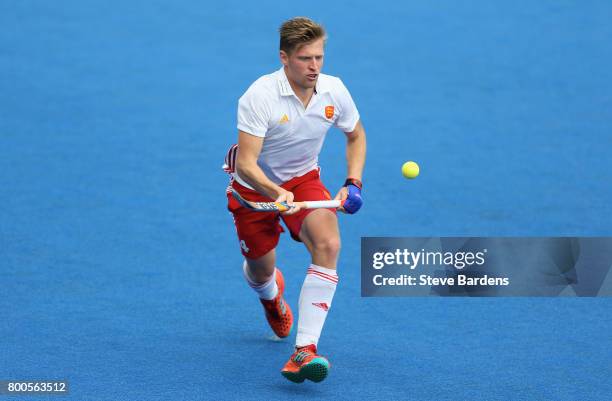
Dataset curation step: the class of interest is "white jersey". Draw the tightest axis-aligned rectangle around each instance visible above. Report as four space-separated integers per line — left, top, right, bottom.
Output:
235 67 360 186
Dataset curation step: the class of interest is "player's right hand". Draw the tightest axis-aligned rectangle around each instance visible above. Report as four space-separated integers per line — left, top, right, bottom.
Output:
275 190 302 215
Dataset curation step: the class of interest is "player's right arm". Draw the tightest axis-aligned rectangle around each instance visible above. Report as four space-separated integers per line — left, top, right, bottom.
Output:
236 80 302 214
235 130 302 214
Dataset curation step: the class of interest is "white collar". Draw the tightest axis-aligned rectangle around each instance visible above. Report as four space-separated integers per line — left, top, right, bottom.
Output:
277 67 329 97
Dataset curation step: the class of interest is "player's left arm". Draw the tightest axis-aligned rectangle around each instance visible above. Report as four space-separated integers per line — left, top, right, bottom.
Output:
334 120 366 214
345 120 366 181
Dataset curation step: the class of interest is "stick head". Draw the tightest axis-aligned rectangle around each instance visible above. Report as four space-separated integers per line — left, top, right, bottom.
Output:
231 189 291 212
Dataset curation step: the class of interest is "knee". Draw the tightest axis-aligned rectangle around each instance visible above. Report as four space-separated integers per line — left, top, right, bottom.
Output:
312 236 341 259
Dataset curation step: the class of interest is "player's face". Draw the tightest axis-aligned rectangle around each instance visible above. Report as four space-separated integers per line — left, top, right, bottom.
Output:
281 38 325 91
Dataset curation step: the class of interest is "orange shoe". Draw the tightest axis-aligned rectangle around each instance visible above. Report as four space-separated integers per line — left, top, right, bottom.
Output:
281 344 330 383
260 268 293 338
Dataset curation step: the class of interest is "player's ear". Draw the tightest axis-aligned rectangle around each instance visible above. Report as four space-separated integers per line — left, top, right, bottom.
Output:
279 50 289 66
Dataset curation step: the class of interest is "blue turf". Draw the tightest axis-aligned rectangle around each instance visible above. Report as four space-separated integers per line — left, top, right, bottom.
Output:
1 1 611 400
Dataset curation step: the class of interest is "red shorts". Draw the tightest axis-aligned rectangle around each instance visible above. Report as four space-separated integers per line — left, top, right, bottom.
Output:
227 169 336 259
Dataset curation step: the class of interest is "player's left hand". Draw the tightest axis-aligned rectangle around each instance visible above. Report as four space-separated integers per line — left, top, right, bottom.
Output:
334 180 363 214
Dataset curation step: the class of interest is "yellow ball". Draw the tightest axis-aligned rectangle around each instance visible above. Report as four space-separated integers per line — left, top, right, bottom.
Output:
402 161 420 179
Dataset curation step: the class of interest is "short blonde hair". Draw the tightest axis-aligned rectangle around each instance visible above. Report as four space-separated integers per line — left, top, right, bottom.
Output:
279 17 326 55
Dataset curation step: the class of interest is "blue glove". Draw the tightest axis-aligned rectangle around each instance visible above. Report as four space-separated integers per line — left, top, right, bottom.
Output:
343 183 363 214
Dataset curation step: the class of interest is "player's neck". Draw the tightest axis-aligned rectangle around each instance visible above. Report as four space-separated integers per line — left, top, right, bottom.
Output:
287 78 315 108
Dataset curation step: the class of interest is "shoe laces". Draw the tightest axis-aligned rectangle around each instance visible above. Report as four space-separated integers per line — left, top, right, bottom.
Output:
262 296 286 316
293 344 317 362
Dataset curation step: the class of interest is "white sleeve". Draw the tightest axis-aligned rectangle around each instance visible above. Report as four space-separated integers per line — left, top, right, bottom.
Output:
237 88 270 137
333 78 360 133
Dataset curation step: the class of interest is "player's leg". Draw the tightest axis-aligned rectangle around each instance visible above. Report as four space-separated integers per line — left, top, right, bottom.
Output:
295 209 340 348
281 209 339 383
299 209 341 269
244 249 276 285
228 184 294 338
243 249 277 299
242 250 293 338
279 171 339 383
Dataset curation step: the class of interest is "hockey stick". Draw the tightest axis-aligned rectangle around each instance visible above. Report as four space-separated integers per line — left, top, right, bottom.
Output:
231 189 341 212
